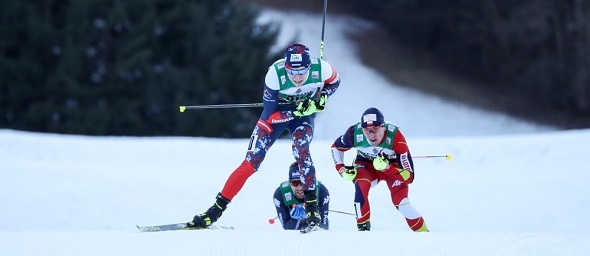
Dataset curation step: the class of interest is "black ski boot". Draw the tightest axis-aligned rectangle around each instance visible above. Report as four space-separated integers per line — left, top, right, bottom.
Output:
300 190 321 233
188 193 230 228
357 221 371 231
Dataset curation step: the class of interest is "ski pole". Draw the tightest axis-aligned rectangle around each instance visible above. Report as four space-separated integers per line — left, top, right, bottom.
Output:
413 154 452 161
179 102 293 112
268 209 355 225
268 216 278 225
330 209 355 216
179 103 262 112
319 0 328 59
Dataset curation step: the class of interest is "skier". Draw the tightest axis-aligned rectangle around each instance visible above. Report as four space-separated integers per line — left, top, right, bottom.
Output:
273 162 330 230
330 107 429 232
189 43 340 233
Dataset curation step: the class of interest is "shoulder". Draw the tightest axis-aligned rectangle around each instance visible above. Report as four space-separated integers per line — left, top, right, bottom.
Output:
319 182 329 193
264 59 285 90
385 122 403 136
318 59 335 78
348 123 363 137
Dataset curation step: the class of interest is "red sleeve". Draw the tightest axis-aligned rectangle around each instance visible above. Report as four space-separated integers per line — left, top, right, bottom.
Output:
392 130 415 183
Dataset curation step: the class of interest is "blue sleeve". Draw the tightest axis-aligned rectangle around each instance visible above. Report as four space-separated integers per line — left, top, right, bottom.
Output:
273 187 301 230
333 125 356 149
321 78 340 97
261 85 279 120
318 184 330 230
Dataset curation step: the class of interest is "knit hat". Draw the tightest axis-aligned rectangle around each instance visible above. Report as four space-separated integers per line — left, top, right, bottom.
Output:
361 107 385 128
284 43 311 69
288 162 301 180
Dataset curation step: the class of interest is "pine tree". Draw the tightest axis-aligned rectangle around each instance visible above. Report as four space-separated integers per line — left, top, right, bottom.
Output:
0 0 280 137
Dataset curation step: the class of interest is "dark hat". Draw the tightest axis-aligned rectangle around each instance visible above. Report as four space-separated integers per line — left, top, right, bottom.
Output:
360 107 385 128
288 162 301 180
284 43 311 69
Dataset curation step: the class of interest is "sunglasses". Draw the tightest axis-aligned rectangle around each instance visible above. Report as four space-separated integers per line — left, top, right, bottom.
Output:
361 124 385 134
286 67 310 76
290 180 302 187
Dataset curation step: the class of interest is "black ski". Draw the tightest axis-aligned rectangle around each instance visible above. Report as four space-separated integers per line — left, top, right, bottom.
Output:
137 223 234 232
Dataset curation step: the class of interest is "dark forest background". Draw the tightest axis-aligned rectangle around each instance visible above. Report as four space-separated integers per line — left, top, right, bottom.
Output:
1 0 589 137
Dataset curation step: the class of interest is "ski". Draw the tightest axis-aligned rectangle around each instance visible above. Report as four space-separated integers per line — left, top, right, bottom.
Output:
137 222 235 232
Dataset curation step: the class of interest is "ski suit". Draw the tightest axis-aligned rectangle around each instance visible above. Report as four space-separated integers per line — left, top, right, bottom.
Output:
331 122 428 232
273 181 330 230
220 57 340 200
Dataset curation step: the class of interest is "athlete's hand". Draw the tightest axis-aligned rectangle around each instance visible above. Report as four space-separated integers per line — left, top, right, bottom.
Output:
290 204 306 220
314 93 328 112
396 168 411 181
373 153 389 171
293 99 317 117
338 166 357 181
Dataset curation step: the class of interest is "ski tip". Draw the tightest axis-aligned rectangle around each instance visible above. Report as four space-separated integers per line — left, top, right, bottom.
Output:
179 106 186 113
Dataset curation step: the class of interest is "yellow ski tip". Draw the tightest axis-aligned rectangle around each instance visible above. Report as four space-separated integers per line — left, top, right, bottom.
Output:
445 155 452 161
179 106 186 113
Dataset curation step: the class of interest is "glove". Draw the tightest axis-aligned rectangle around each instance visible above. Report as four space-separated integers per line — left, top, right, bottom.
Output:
340 166 357 181
373 153 389 171
396 168 411 181
314 93 328 112
293 99 318 117
290 204 306 220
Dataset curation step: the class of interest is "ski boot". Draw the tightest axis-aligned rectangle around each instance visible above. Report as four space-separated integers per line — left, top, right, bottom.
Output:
357 221 371 231
300 190 321 234
188 193 230 228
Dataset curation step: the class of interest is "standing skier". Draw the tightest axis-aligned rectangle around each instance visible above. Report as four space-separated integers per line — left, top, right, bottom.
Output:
330 107 428 232
273 162 330 230
189 43 340 233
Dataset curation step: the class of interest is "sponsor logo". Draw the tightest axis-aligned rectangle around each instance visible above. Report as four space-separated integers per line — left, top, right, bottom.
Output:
274 198 281 207
270 117 293 124
263 89 272 101
391 180 402 187
363 114 377 122
400 153 411 170
285 193 292 202
290 54 303 62
312 71 319 79
356 134 364 142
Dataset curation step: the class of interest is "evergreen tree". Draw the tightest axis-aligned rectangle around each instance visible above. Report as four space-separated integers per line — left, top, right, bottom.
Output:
0 0 280 137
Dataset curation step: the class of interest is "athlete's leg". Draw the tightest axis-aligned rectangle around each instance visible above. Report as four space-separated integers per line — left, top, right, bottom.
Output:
387 181 429 232
353 162 378 230
220 120 288 200
190 120 288 228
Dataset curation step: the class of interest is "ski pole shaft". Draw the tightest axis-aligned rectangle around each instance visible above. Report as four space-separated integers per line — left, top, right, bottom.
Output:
179 103 263 112
268 208 354 225
329 209 355 216
320 0 328 59
179 102 293 112
413 154 452 161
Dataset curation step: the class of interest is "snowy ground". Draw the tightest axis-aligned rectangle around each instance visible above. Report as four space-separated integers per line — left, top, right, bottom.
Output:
2 8 587 256
1 129 589 255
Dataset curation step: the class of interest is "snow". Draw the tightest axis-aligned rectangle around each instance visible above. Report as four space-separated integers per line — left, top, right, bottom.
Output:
1 8 588 256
